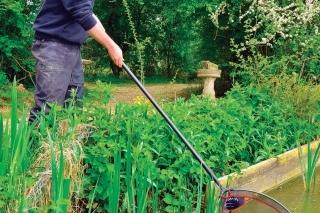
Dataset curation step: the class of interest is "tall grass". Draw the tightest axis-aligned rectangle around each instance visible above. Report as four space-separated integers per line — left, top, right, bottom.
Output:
0 78 89 212
294 115 320 191
48 134 70 213
109 148 121 213
0 81 56 212
297 139 320 191
205 182 221 213
122 121 153 213
0 78 33 212
26 103 87 212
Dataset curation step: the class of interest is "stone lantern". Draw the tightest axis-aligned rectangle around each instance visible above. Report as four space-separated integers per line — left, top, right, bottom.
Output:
197 61 221 99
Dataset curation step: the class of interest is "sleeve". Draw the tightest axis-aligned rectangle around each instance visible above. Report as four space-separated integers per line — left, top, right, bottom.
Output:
62 0 97 31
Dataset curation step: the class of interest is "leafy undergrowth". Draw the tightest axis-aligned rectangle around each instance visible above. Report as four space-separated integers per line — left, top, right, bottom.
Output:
78 78 320 212
2 75 319 212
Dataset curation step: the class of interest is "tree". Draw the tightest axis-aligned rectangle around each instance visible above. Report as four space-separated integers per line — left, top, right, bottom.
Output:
90 0 224 79
0 0 39 87
208 0 320 84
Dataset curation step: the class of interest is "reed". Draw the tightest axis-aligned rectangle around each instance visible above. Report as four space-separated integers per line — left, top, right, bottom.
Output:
48 133 71 213
297 139 320 191
0 78 33 212
151 181 159 213
88 175 100 213
294 115 320 191
204 181 221 213
123 120 152 213
125 121 135 213
109 148 121 213
26 96 88 211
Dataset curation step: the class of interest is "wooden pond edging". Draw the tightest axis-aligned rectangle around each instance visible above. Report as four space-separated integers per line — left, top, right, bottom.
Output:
217 139 320 192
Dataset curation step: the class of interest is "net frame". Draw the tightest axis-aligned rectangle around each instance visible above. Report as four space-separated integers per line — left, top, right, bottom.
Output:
219 189 290 212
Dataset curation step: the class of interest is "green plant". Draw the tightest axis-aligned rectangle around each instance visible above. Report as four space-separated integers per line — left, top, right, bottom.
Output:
122 0 149 84
304 141 320 191
81 80 319 211
209 1 320 85
294 115 320 191
205 182 221 213
0 0 36 86
122 121 152 213
25 97 86 212
87 175 100 213
0 84 31 115
0 72 8 87
0 78 34 212
48 136 70 213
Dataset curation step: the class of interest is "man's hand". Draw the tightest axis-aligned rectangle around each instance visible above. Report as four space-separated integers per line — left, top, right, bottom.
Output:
87 14 123 68
106 43 123 68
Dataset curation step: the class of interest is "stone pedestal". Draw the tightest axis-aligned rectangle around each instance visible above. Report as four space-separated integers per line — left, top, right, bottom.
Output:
197 61 221 98
82 59 94 65
82 59 94 71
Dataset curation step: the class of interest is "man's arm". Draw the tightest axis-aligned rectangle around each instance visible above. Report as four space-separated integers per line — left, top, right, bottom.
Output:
87 14 123 68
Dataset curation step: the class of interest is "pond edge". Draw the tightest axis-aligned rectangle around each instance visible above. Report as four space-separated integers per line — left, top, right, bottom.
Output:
218 139 320 192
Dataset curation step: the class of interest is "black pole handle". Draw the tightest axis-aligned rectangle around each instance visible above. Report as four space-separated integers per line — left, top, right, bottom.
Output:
122 62 224 189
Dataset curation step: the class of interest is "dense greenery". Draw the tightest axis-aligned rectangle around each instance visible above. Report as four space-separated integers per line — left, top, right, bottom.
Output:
0 0 39 87
1 0 320 212
79 79 319 212
1 76 319 212
208 0 320 85
2 1 319 90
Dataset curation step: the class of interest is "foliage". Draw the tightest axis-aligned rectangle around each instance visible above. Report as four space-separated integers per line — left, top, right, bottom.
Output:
257 73 320 120
1 0 226 85
0 72 8 87
0 84 33 117
2 0 320 95
87 0 221 80
209 0 320 85
294 114 320 191
1 0 320 210
80 79 319 212
0 78 33 212
2 77 319 211
0 80 86 212
122 0 148 83
0 0 39 86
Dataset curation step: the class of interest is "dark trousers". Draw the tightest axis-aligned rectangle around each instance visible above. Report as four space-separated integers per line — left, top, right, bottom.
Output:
28 39 84 124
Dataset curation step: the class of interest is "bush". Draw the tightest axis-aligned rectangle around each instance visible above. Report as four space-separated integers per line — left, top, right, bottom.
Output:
80 80 319 212
209 1 320 85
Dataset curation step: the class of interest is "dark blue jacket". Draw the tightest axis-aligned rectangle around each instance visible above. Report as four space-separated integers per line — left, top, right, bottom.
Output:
33 0 97 44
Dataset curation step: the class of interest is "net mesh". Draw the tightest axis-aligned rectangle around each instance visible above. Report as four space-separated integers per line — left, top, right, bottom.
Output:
220 189 291 213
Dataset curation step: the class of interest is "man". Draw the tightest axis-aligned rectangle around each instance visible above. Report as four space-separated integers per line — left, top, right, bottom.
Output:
28 0 123 124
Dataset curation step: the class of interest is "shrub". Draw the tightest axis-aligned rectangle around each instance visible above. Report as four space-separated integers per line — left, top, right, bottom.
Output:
209 1 320 85
80 81 319 212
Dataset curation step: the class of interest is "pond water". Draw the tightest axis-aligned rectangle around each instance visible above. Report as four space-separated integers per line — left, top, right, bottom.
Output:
236 167 320 213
